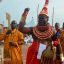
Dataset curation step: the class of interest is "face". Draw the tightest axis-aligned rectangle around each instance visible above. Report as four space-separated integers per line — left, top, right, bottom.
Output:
38 14 49 26
55 23 60 30
11 21 17 30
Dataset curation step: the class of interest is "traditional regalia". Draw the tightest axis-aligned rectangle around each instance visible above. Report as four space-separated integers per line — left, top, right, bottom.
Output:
18 0 58 64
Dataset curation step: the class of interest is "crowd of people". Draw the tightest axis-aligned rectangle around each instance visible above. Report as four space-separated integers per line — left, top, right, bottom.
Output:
24 34 33 44
0 0 64 64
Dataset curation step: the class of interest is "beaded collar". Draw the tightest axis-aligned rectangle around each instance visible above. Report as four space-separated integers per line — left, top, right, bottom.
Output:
33 26 53 40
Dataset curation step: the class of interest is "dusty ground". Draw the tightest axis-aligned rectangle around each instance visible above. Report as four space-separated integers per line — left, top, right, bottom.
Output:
22 44 30 64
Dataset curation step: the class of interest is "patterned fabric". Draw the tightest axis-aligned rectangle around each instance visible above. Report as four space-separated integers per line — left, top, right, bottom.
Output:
41 56 53 64
40 46 54 64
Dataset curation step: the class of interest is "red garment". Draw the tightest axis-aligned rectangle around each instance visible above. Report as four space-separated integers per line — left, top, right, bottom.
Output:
53 39 62 64
26 41 40 64
53 40 59 46
52 39 59 48
56 29 61 33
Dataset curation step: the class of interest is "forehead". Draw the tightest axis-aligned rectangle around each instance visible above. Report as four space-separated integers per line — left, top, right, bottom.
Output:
38 14 48 18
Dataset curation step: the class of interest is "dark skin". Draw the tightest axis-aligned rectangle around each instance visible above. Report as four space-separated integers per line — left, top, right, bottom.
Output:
55 23 60 31
18 7 62 55
18 14 49 34
18 8 52 44
6 21 24 47
37 14 49 32
11 20 17 30
38 14 49 26
18 8 63 64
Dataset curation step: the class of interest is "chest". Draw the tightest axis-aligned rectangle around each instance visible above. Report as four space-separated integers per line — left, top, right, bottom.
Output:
5 31 19 42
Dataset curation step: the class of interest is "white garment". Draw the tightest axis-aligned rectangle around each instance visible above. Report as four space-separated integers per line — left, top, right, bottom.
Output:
24 37 29 44
37 43 46 59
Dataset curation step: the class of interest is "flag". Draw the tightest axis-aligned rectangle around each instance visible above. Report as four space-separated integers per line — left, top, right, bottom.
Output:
6 12 11 21
6 12 11 29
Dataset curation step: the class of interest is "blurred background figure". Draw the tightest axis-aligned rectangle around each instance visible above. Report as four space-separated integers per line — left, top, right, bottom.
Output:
0 24 3 34
0 20 24 64
24 34 29 44
24 34 33 45
55 22 61 38
0 24 4 45
62 22 64 30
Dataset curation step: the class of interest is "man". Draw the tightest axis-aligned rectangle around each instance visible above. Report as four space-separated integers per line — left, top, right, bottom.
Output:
18 0 56 64
52 23 63 64
55 23 61 37
55 23 60 30
60 22 64 61
0 20 24 64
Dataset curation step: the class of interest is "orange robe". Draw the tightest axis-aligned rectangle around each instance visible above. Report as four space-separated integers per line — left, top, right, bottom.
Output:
60 30 64 54
0 29 24 64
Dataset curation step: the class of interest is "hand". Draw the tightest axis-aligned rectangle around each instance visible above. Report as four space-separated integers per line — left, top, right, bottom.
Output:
23 8 30 16
6 30 11 35
18 43 23 45
20 8 30 23
9 41 17 47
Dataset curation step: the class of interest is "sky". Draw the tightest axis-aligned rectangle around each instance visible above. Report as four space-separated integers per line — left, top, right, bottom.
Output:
0 0 64 27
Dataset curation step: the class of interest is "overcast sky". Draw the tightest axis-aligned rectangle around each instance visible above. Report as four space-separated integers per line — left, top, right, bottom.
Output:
0 0 64 27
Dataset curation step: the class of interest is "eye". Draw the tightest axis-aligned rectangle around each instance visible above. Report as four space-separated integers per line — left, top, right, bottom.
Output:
42 18 44 19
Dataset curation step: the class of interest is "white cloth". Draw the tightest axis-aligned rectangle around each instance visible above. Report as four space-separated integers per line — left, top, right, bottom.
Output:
37 43 46 59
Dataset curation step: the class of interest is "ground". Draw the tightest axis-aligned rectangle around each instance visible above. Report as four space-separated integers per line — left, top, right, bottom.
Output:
22 44 30 64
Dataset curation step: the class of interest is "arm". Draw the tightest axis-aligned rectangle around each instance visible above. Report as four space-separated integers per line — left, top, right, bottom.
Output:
0 33 5 41
0 30 7 41
18 8 33 34
18 31 24 45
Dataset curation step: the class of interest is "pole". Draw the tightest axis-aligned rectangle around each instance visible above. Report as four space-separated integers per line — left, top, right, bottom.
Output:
52 7 54 27
37 4 39 21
